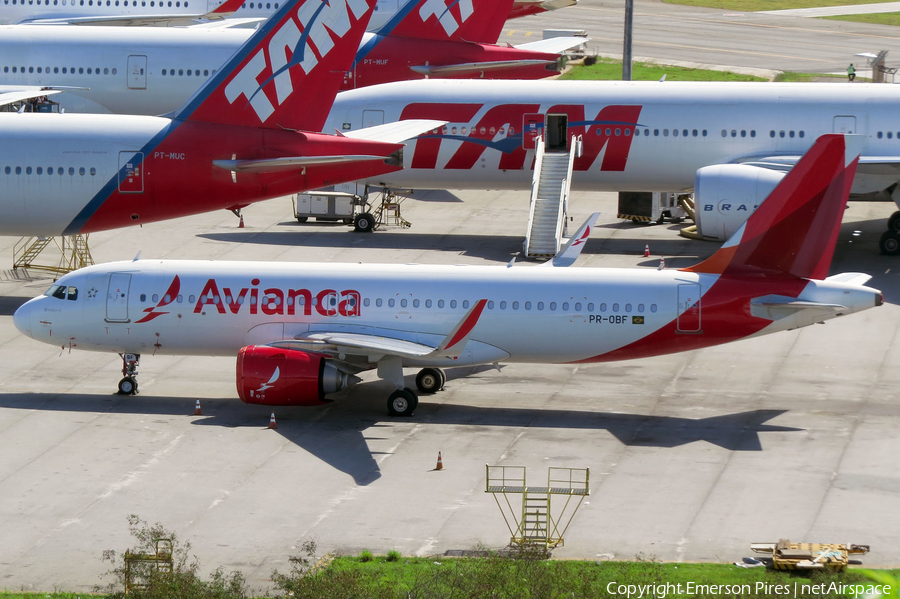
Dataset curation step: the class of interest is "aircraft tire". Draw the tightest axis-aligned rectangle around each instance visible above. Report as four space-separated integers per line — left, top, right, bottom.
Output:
416 368 443 394
118 376 138 395
354 212 375 233
889 211 900 233
880 230 900 256
387 388 418 417
296 216 308 223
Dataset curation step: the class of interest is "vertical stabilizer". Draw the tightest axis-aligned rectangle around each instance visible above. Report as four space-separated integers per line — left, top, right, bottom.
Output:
684 134 862 280
379 0 514 44
175 0 375 131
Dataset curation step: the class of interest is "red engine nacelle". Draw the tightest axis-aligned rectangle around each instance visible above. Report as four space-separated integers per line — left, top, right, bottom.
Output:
236 346 350 406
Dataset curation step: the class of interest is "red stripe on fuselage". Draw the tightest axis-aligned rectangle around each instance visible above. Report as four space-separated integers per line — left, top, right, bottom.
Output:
569 275 808 363
79 122 400 234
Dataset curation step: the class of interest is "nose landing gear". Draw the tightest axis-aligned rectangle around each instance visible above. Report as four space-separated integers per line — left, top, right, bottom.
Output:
117 353 140 395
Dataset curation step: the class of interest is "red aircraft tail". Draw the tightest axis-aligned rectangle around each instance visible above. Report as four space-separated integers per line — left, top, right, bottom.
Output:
383 0 514 44
684 134 862 280
175 0 374 132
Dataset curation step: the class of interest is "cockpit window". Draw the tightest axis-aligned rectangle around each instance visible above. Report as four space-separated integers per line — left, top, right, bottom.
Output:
46 285 67 299
67 286 78 301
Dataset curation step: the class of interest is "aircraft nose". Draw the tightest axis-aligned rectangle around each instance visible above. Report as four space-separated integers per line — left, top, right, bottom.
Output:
13 299 33 338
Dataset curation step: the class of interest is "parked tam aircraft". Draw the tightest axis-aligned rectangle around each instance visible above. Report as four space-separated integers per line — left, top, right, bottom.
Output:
13 135 882 415
0 0 581 114
0 0 562 25
0 0 447 237
317 79 900 253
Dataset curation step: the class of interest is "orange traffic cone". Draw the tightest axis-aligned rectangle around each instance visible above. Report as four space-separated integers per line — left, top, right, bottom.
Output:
643 244 650 257
194 399 202 416
238 214 245 228
658 256 666 270
434 451 444 471
268 412 277 429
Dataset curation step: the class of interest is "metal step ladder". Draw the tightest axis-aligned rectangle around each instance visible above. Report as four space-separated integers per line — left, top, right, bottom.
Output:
13 235 94 276
521 491 550 544
524 136 580 259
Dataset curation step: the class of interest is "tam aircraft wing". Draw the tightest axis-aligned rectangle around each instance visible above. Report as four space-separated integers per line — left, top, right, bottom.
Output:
738 154 900 175
341 119 447 143
0 88 62 108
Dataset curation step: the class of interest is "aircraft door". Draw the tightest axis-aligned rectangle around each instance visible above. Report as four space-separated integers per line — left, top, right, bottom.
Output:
523 113 544 150
106 273 132 322
545 113 568 152
127 55 148 90
676 283 701 332
833 116 857 134
118 152 144 193
362 110 385 128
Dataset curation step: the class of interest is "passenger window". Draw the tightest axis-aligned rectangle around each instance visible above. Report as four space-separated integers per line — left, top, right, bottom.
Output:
625 303 632 312
376 298 382 307
463 300 470 309
499 301 506 309
400 299 407 308
487 301 494 309
650 304 658 313
512 301 519 310
587 302 594 311
437 299 444 308
537 302 544 310
413 299 420 308
574 302 581 311
638 304 644 313
140 294 146 302
562 302 569 311
388 298 395 307
425 299 431 308
612 303 619 312
600 303 607 312
189 295 196 303
549 302 556 310
176 295 183 303
525 301 531 310
450 300 457 309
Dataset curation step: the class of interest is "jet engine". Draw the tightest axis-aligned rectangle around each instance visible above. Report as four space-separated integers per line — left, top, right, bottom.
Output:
693 164 786 241
236 346 354 406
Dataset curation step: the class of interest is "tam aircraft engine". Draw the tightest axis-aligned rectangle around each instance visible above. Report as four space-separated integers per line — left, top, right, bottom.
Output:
691 164 786 241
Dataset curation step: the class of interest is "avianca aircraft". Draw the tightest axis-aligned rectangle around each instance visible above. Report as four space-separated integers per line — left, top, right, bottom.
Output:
318 79 900 253
0 0 447 237
0 0 562 25
13 135 882 416
0 0 581 114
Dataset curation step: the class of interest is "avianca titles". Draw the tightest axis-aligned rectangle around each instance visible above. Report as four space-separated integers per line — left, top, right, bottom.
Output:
0 0 445 237
14 135 882 416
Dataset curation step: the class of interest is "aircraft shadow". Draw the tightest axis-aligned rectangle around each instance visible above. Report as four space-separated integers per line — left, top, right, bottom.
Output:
0 390 801 487
0 296 31 316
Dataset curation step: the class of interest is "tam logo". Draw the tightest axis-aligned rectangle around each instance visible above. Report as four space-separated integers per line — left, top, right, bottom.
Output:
418 0 473 36
224 0 370 122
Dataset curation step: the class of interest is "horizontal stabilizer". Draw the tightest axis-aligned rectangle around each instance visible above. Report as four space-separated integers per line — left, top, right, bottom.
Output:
545 212 599 267
514 36 588 54
750 295 847 323
825 272 873 286
213 154 392 173
343 119 446 143
410 59 555 77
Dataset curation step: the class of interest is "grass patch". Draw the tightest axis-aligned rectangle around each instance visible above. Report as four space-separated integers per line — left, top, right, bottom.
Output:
664 0 899 10
774 71 852 82
560 57 767 82
825 12 900 27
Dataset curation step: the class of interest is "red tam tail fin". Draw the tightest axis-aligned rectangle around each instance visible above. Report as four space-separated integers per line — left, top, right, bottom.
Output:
175 0 374 131
684 134 862 280
383 0 514 44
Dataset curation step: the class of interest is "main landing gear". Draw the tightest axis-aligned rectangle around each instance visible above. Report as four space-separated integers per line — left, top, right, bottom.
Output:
880 211 900 255
117 353 140 395
385 368 446 417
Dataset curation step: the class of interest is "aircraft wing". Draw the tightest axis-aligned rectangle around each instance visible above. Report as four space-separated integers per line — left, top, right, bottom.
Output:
270 299 489 360
342 119 447 143
409 60 555 77
212 155 394 173
0 88 63 108
508 0 577 19
738 154 900 175
514 36 589 54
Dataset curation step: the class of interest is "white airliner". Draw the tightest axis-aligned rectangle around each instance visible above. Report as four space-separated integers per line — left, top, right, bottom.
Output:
0 0 446 237
13 135 882 415
0 0 582 113
319 80 900 252
0 0 563 26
